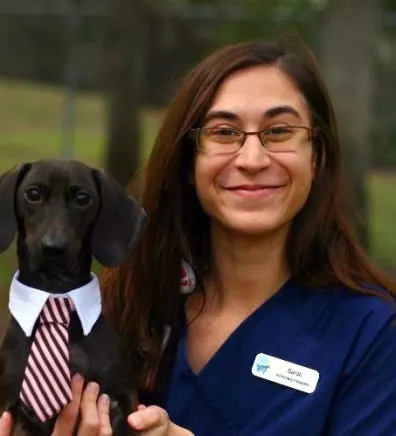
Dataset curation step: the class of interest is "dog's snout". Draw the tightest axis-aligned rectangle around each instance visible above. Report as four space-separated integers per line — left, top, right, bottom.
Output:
41 232 68 254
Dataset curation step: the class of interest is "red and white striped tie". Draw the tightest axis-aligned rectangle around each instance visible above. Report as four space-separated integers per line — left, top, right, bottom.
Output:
20 297 74 422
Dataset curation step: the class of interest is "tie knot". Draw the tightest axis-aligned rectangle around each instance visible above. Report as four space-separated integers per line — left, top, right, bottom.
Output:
40 297 74 325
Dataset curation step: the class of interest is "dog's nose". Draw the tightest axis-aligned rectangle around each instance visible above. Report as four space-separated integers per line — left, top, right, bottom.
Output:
41 233 68 254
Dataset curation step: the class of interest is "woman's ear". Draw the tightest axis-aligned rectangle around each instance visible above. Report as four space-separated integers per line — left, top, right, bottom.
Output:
311 152 317 180
311 130 326 179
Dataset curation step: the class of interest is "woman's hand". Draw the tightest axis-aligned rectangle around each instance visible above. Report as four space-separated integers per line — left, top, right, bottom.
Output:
52 374 112 435
0 375 192 436
0 411 12 435
128 405 194 436
0 374 112 436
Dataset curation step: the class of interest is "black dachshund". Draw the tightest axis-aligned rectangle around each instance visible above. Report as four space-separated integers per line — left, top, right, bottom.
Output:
0 159 148 435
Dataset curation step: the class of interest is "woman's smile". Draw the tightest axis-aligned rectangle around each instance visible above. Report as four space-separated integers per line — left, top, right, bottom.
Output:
224 184 286 199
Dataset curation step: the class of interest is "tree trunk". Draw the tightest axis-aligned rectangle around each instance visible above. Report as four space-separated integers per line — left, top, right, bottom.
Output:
102 0 144 187
320 0 381 249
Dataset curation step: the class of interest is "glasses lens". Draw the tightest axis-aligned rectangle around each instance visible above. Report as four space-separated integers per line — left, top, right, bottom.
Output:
199 128 242 154
261 126 300 152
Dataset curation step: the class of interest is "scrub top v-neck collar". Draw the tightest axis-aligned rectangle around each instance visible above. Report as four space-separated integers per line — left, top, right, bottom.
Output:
178 277 301 381
165 278 312 435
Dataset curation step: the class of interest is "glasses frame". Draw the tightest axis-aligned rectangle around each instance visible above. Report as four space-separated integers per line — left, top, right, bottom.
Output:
189 125 317 153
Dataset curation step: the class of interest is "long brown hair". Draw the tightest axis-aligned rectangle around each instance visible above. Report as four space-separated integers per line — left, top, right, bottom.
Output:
101 39 396 391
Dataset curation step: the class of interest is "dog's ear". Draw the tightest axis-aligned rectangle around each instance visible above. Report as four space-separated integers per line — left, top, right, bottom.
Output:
0 163 30 253
91 169 148 267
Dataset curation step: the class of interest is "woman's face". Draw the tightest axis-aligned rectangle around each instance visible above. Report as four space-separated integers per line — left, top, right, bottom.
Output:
193 65 315 236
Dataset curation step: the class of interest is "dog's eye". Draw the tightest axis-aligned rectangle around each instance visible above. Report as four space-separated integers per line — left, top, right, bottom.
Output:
75 192 91 207
25 187 42 203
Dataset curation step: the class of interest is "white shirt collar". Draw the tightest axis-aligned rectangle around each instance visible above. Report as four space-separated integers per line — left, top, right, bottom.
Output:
9 271 102 337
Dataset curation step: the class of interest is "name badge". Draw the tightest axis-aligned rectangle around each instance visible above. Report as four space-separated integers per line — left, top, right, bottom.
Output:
251 353 319 394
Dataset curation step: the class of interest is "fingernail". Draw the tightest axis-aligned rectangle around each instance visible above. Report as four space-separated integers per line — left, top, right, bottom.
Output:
128 414 142 429
87 382 99 393
72 373 84 383
0 412 10 427
100 394 109 405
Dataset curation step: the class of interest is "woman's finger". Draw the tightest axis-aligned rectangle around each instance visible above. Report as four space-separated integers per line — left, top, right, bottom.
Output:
53 373 85 436
0 411 13 436
127 405 169 432
97 394 112 436
77 381 100 436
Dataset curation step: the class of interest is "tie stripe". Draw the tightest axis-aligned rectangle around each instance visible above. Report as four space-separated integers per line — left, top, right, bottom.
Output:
26 354 63 407
20 297 74 422
33 327 71 393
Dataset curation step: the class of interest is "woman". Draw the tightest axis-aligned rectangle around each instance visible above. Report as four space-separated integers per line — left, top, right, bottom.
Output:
1 40 396 435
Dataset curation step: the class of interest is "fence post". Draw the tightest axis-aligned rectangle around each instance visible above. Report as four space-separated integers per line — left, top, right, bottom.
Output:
60 0 83 160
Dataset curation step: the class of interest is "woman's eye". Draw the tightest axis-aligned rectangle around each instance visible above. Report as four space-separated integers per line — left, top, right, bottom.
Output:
75 192 91 207
24 187 42 203
263 125 295 143
267 126 292 135
214 128 238 136
206 128 241 142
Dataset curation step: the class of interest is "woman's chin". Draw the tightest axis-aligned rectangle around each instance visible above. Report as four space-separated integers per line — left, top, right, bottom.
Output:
214 212 291 237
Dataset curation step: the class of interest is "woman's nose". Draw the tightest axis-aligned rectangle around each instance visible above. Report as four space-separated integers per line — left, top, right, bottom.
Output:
234 134 272 172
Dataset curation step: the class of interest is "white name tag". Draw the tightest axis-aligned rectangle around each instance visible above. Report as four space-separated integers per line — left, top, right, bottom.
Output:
251 353 319 394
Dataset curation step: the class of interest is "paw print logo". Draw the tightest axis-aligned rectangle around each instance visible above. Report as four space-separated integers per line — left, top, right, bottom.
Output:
255 355 271 375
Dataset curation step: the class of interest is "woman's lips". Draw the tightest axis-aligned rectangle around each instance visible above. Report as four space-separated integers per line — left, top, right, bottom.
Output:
225 185 285 198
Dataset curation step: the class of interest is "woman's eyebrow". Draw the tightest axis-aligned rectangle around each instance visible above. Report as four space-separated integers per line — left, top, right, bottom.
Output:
203 106 302 125
203 110 239 124
265 105 302 120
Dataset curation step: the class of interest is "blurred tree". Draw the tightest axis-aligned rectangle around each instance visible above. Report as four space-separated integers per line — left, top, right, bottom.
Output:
372 0 396 169
207 0 320 48
320 0 381 249
102 0 144 186
103 0 204 184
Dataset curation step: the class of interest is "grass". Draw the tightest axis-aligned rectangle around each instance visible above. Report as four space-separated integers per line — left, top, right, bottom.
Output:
369 171 396 270
0 77 395 297
0 79 106 169
0 79 163 171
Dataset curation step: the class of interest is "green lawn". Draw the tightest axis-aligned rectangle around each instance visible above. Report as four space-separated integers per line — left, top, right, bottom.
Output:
0 78 395 297
0 79 162 171
369 171 396 270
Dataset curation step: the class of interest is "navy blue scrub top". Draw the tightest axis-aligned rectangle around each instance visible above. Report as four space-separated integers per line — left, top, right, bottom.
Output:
161 279 396 435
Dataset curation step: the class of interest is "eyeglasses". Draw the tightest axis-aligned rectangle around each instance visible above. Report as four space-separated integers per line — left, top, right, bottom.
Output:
189 125 316 154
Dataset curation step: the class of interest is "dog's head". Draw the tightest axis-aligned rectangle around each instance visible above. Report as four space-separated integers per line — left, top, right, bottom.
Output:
0 159 147 270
